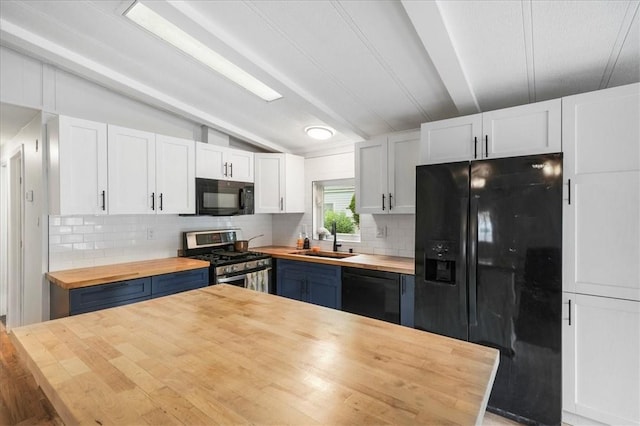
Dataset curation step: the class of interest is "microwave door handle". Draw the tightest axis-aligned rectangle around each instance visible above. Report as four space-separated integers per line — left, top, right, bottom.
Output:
239 188 245 210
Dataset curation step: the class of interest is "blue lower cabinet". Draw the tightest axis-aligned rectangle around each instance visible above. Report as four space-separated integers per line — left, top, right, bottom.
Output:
54 267 210 318
69 277 152 315
276 260 341 309
151 268 209 298
400 274 415 328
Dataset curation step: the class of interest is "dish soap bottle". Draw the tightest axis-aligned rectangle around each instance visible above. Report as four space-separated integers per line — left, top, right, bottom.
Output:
296 233 304 250
303 233 310 249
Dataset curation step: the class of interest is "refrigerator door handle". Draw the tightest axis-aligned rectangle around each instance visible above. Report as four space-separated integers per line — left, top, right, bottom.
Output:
468 196 479 326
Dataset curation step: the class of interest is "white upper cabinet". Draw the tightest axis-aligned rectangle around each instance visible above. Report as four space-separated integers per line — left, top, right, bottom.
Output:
254 153 304 213
562 293 640 425
48 116 108 215
108 125 195 215
156 135 195 214
562 83 640 301
421 114 482 164
107 125 156 215
483 99 561 158
196 142 254 182
420 99 561 163
356 130 420 214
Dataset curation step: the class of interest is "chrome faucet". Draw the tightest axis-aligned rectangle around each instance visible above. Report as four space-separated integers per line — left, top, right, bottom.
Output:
331 221 342 252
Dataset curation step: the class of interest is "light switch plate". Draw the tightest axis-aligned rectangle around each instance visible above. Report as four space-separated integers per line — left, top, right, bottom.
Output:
376 226 386 238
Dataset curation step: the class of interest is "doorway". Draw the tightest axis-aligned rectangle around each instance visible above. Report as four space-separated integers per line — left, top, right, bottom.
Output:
6 148 24 329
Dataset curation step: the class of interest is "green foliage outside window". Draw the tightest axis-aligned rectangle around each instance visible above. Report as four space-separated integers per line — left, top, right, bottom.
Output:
324 211 355 234
347 194 359 227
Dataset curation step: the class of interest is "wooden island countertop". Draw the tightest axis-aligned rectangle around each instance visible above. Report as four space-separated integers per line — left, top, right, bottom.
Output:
253 245 415 275
11 285 498 425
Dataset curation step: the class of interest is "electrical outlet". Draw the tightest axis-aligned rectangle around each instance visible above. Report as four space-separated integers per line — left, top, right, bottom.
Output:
376 226 386 238
147 228 155 240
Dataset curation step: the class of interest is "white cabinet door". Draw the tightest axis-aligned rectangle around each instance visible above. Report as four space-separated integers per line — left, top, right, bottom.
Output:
195 142 226 180
254 154 284 213
563 293 640 425
107 125 155 215
228 148 254 183
483 98 561 159
49 116 108 215
563 83 640 300
196 143 254 182
420 114 481 164
156 135 195 214
355 137 388 214
388 130 420 214
564 172 640 300
283 153 304 213
254 153 303 213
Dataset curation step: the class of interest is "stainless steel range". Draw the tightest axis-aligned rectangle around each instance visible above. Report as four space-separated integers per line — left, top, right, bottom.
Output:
181 229 271 293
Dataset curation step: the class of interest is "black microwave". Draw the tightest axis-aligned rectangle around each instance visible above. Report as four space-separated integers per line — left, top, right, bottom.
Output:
195 178 254 216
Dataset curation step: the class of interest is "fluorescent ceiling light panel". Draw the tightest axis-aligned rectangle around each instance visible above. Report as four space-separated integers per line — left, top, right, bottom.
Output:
124 1 282 102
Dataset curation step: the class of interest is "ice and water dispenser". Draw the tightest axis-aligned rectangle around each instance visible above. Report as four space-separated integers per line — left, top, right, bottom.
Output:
424 240 457 284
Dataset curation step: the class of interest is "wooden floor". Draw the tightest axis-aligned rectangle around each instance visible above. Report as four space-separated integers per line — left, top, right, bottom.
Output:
1 320 517 426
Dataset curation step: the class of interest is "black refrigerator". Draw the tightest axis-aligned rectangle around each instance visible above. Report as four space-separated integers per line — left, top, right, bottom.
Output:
415 153 562 425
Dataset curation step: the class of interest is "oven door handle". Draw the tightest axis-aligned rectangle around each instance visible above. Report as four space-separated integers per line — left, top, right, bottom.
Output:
217 268 272 286
217 273 250 284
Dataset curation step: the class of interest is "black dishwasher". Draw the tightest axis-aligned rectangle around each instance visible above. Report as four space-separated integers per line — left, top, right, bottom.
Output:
342 267 400 324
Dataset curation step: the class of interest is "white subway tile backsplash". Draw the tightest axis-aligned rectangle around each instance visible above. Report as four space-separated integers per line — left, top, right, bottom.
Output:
72 225 94 234
62 217 83 226
60 234 83 244
49 214 273 271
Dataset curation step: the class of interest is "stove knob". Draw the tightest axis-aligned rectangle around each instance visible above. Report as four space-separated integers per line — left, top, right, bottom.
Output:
257 260 264 267
225 266 232 274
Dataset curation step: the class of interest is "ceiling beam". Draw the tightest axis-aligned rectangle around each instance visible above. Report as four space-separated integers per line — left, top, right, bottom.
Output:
401 0 480 116
0 18 289 153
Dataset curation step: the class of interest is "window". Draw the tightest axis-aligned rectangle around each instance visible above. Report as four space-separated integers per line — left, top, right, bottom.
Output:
312 178 360 242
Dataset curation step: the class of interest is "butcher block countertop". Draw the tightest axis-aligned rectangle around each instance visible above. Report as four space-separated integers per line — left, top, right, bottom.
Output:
11 285 498 425
253 246 415 275
46 257 210 290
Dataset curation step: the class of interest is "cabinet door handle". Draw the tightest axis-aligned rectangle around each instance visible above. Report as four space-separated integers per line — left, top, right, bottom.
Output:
151 192 155 210
159 193 163 211
389 193 392 210
474 136 478 159
401 279 406 295
382 194 386 211
485 135 489 157
567 179 571 205
229 162 233 178
568 299 572 326
224 162 228 177
280 197 284 211
101 190 106 211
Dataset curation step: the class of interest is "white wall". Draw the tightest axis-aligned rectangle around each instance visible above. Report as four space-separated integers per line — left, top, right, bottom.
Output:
272 149 415 258
49 214 273 271
0 45 201 141
0 161 7 317
0 113 46 326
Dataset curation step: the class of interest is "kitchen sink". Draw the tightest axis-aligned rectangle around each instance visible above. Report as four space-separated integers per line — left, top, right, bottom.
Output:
289 250 356 259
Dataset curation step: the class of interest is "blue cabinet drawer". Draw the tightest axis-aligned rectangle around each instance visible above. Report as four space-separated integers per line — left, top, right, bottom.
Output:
70 277 152 315
151 268 209 298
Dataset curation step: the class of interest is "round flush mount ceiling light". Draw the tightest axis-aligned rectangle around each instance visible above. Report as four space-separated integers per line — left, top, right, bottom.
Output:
305 126 335 140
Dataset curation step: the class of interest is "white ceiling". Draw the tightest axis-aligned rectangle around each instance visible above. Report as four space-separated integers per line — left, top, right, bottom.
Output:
0 0 638 154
